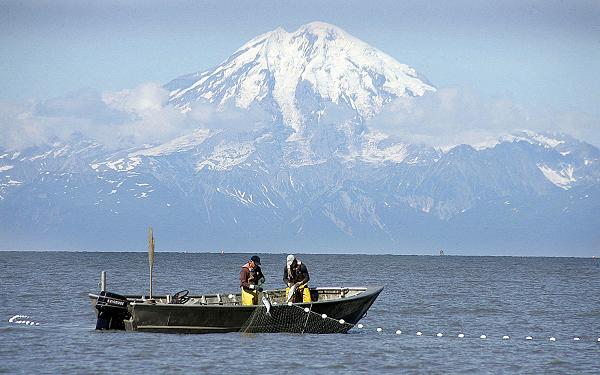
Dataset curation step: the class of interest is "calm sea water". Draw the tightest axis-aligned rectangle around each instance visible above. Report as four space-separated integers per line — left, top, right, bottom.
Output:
1 252 599 374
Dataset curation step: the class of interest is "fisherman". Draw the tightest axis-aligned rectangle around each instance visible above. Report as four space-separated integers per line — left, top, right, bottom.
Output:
283 254 311 303
240 255 265 305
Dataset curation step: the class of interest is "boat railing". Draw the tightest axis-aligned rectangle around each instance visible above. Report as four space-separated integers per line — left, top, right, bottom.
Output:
90 287 370 307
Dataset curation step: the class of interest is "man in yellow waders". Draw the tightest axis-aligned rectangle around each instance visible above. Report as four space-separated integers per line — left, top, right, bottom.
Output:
240 255 265 305
283 254 311 303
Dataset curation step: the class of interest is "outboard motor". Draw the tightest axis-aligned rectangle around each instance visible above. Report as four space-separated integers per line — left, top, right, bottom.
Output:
95 291 130 330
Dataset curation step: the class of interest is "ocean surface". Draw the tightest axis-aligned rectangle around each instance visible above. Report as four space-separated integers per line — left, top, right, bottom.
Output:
1 252 599 374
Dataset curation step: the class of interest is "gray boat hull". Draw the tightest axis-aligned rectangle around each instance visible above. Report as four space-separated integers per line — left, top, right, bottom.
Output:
89 286 383 334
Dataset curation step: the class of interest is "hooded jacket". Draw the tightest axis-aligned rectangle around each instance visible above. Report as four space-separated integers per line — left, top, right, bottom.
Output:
283 260 310 285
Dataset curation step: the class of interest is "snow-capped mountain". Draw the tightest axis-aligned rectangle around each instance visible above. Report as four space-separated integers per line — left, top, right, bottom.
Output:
1 23 599 255
165 22 438 168
167 22 435 136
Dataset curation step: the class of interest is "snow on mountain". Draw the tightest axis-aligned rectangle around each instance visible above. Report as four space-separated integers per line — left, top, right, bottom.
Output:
503 130 566 148
164 22 440 169
467 130 600 190
351 131 409 164
167 22 435 137
196 139 255 171
537 163 575 189
130 128 213 157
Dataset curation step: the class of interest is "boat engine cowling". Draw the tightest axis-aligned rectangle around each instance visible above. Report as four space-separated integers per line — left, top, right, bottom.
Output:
95 291 130 330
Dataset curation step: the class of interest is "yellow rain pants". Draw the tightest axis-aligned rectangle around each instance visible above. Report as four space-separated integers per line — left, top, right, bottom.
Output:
285 284 312 303
241 288 258 305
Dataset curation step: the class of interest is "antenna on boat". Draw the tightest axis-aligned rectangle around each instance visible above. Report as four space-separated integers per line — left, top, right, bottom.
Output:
148 226 155 299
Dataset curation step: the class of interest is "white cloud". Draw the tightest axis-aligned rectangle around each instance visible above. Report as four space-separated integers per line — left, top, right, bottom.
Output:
187 101 271 132
367 87 600 149
103 82 169 113
1 84 598 151
0 83 269 151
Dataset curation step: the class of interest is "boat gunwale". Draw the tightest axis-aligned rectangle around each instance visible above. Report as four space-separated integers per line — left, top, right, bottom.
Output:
88 286 383 308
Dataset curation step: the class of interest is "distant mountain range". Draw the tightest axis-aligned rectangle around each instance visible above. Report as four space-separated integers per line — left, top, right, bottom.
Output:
1 22 598 255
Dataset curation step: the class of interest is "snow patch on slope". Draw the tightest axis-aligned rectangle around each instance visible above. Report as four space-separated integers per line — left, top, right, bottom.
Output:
537 163 576 189
93 157 142 173
197 141 255 171
359 131 408 163
130 128 213 157
503 131 566 148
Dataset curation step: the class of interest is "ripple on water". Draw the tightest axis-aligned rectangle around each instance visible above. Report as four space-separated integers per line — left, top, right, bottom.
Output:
1 252 599 373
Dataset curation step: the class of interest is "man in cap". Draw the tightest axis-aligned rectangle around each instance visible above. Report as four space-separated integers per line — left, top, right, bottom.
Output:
283 254 310 303
240 255 265 305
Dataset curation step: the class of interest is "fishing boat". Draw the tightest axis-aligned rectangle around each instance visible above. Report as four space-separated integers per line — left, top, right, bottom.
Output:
88 286 383 334
88 228 383 334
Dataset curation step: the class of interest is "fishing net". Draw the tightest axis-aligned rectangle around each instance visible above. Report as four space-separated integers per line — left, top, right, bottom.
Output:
240 303 354 334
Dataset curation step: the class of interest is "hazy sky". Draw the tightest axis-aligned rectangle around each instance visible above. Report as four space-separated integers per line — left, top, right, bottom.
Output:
1 0 599 145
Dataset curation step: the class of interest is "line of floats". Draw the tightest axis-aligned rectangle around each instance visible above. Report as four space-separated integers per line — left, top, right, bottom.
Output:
355 324 600 342
8 313 600 343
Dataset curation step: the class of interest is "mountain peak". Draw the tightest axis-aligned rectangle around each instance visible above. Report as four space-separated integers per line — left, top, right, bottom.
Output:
167 22 436 135
297 21 346 37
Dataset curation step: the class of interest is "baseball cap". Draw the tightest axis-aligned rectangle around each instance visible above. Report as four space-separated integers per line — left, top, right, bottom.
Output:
250 255 261 266
286 254 295 267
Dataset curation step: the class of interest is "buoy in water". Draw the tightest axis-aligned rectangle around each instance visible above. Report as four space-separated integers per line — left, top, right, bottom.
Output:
502 335 510 340
573 337 580 341
526 336 533 340
436 333 443 337
416 331 422 336
395 330 402 335
303 307 310 313
458 333 465 338
8 315 39 326
480 335 487 339
549 337 556 341
321 314 327 319
357 324 364 329
9 315 28 323
376 327 383 332
339 319 345 324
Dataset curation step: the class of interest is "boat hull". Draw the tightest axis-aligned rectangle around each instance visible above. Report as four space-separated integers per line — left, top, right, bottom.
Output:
90 286 382 334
